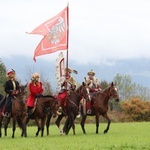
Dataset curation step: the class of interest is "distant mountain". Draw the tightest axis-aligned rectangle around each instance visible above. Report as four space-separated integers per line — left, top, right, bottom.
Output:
1 56 150 91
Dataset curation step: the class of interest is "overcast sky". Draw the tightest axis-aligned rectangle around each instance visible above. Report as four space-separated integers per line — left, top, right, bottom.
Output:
0 0 150 66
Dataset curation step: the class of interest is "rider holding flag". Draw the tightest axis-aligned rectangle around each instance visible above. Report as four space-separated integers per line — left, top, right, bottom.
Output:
56 67 77 115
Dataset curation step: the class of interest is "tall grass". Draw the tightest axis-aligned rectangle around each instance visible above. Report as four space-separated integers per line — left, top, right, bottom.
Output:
0 122 149 150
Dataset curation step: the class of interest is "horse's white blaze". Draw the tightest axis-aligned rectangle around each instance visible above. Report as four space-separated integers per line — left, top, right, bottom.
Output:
86 87 91 101
114 87 118 91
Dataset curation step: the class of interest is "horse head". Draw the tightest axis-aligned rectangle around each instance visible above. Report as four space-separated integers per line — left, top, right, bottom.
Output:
51 97 58 118
108 82 119 102
76 82 91 101
17 84 28 102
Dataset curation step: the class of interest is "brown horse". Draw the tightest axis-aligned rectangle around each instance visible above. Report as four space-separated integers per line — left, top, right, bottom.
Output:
0 84 28 138
80 82 119 134
26 95 58 137
46 82 91 135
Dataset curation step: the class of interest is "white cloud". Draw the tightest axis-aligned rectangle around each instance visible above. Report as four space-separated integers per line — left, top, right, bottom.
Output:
0 0 150 65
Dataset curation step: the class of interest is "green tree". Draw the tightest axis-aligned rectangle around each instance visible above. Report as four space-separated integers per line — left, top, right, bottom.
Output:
100 80 109 90
0 59 7 95
113 73 150 100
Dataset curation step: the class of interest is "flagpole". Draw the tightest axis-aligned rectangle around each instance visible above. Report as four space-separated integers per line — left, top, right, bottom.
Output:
66 3 69 78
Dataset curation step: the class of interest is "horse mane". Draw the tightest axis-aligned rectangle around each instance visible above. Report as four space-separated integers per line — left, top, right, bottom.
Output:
42 95 55 99
76 85 81 94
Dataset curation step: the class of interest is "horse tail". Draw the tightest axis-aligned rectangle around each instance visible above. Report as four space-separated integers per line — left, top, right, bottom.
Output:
16 118 23 129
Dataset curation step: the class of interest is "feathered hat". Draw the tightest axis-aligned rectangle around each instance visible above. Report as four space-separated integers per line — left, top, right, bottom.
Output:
64 68 78 74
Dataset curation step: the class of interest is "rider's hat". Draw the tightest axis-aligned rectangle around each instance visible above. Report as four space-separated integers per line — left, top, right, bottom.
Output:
7 69 15 78
64 68 78 74
64 68 72 74
68 77 75 85
87 69 95 76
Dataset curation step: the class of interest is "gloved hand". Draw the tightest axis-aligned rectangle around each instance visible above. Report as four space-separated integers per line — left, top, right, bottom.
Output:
36 94 43 98
11 91 16 95
95 89 98 92
15 90 19 94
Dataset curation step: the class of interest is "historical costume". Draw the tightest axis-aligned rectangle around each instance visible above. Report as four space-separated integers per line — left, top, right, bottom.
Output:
4 69 20 117
56 68 77 115
85 69 101 114
26 73 43 116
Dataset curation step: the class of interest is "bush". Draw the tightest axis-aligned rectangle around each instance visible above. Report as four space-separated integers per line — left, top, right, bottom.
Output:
120 97 150 121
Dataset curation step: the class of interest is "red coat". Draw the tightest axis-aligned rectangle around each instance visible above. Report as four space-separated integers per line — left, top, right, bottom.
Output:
26 82 43 107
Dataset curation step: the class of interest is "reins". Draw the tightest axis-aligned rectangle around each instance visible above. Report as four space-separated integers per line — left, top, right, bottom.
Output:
35 97 57 114
67 85 89 108
100 86 118 98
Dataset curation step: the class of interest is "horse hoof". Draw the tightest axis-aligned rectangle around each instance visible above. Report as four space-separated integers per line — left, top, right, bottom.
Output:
104 130 107 134
60 130 64 135
76 114 81 118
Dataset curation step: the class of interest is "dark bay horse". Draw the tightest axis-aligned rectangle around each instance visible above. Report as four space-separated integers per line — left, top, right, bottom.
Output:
46 82 90 135
80 82 119 134
26 95 58 137
0 84 28 138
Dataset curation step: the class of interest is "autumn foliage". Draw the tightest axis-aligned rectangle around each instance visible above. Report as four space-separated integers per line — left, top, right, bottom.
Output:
120 97 150 121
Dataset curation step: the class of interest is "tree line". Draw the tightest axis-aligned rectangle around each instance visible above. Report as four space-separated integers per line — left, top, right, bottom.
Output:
0 59 150 121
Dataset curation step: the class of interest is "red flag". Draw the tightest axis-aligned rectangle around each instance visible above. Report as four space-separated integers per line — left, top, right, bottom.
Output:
28 6 68 61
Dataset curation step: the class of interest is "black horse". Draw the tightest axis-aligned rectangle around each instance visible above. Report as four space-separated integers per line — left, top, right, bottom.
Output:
46 82 90 135
80 82 119 134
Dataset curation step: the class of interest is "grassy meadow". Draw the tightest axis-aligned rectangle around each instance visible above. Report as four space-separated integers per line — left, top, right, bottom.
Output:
0 122 149 150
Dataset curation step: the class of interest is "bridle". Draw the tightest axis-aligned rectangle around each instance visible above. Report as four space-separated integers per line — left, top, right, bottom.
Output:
75 85 91 100
101 86 118 98
35 96 57 115
13 86 27 103
66 85 90 108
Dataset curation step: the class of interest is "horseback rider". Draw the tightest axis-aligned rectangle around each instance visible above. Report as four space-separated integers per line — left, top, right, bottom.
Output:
26 73 43 117
85 69 101 114
56 68 77 115
4 69 20 117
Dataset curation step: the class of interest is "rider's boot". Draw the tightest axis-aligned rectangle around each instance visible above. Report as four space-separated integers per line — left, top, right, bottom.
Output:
4 112 10 118
57 102 63 115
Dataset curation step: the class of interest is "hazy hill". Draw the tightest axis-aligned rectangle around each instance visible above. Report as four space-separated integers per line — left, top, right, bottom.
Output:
1 56 150 91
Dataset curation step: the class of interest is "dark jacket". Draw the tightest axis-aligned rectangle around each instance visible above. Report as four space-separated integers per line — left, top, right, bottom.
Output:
4 80 19 95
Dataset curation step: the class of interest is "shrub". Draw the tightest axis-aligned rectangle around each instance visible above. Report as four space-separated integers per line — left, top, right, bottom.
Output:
120 97 150 121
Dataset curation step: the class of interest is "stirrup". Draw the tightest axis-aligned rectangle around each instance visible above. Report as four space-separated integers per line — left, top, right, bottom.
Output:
4 112 10 118
57 107 62 115
87 109 92 114
76 113 81 118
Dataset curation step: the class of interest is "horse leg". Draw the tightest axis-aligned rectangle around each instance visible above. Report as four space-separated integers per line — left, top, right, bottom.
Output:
4 117 11 136
55 114 64 135
102 113 111 134
35 118 41 137
22 116 27 137
63 117 69 134
12 117 17 138
95 114 100 134
24 117 30 137
46 113 52 136
0 116 3 137
80 115 87 134
71 114 76 135
41 117 46 137
67 113 76 135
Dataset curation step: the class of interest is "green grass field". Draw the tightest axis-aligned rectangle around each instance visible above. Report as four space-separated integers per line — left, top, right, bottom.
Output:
0 122 149 150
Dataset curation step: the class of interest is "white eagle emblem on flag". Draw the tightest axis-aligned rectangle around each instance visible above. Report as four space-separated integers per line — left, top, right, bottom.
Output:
47 17 65 44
